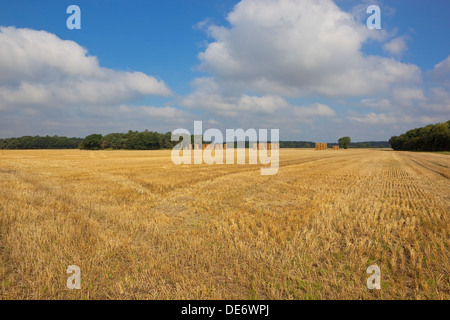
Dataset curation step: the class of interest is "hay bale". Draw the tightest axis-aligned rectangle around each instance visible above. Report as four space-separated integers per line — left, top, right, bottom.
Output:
316 143 328 150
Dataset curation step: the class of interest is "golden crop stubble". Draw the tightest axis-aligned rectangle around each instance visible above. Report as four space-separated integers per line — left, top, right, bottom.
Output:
0 149 448 300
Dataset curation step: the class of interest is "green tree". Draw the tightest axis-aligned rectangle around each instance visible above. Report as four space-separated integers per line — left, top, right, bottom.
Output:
338 137 351 149
389 121 450 151
102 133 127 150
83 134 103 150
146 132 162 150
430 122 450 151
127 132 148 150
162 132 175 149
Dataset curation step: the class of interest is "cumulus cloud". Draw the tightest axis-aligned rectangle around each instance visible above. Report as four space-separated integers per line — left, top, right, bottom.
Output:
419 88 450 114
352 84 441 129
1 103 194 138
181 77 336 121
360 98 392 110
0 26 186 137
418 56 450 116
293 103 336 118
179 0 438 139
383 36 409 56
0 26 172 112
175 0 450 140
428 55 450 88
194 0 420 99
183 93 288 118
349 111 447 128
392 87 425 105
349 112 397 125
1 2 448 141
117 105 192 123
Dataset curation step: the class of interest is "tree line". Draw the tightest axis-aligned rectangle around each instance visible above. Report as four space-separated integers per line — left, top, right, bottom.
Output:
0 135 83 149
80 131 176 150
389 121 450 151
349 141 390 148
0 131 393 150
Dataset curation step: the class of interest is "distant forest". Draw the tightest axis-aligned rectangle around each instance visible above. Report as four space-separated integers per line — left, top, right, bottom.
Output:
0 131 390 150
0 135 83 149
389 120 450 151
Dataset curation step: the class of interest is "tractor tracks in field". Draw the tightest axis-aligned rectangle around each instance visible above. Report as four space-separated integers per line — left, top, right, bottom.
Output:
88 152 360 203
158 152 364 196
399 153 450 179
410 158 449 178
0 151 385 222
396 152 450 210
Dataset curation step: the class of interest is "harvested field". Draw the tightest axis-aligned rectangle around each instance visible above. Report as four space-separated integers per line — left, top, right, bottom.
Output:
0 149 448 299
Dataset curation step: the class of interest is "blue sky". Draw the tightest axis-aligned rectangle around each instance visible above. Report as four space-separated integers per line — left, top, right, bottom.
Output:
0 0 449 141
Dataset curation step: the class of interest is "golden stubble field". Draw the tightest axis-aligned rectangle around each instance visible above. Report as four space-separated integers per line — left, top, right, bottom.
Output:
0 149 448 300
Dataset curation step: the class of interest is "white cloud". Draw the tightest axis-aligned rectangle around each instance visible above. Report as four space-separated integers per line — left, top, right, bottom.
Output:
207 119 220 126
360 98 392 109
118 105 191 120
293 103 336 118
178 0 449 140
421 88 450 113
383 36 409 56
182 79 337 121
0 103 195 138
182 78 291 117
389 87 425 108
429 55 450 88
419 56 450 115
194 0 420 99
0 3 447 142
0 26 172 112
349 112 397 125
0 26 185 137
